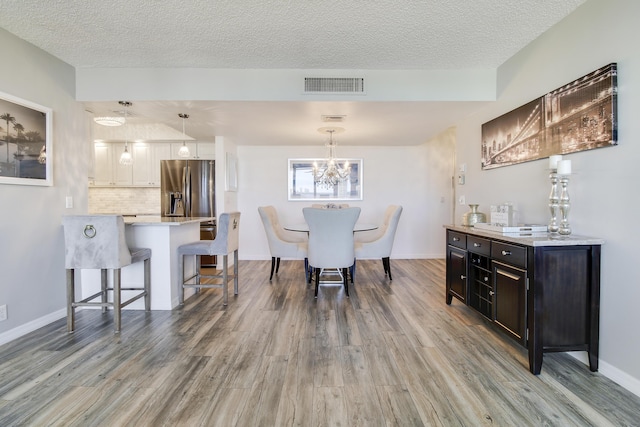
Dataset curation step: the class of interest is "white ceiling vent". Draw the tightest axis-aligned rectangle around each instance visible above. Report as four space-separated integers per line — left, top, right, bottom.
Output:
304 77 365 94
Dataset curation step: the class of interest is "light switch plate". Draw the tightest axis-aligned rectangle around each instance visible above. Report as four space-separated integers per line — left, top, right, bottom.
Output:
65 196 73 209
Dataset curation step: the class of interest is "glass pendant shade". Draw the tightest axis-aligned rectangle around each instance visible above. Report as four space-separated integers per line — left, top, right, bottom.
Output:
119 143 133 165
178 143 190 158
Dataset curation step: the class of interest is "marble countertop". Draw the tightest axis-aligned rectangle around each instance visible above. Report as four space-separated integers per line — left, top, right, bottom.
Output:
444 224 605 247
124 216 214 226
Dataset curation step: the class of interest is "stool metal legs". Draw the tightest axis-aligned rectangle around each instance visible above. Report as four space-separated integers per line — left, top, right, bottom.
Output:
179 251 239 306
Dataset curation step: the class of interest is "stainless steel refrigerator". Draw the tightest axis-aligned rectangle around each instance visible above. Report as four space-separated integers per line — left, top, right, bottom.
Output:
161 159 216 266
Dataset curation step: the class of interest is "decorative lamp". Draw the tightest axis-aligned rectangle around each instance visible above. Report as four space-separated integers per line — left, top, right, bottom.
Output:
118 101 133 166
312 127 351 189
178 113 190 158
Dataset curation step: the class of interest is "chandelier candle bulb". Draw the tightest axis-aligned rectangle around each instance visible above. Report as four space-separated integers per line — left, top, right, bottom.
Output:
557 159 572 175
549 154 563 170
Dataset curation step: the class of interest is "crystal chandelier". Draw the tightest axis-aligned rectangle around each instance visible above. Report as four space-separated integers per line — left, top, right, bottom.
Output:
313 127 351 188
178 113 190 158
118 101 133 166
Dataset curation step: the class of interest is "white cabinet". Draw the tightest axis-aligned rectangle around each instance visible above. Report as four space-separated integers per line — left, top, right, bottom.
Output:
91 142 171 187
170 142 215 159
132 142 171 186
91 142 133 186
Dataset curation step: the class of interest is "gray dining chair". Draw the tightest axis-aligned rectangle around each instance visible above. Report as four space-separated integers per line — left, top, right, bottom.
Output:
303 206 360 298
258 206 309 281
62 215 151 333
178 212 241 306
354 205 403 280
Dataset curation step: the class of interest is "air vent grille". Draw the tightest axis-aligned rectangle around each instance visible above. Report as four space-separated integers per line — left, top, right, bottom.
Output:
304 77 365 94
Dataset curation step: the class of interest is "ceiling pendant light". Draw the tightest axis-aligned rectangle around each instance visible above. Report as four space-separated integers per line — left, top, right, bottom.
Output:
119 101 133 166
178 113 191 158
93 116 125 127
313 127 351 188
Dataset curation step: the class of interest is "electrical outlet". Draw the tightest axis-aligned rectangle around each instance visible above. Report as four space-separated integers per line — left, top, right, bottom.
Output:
0 304 7 321
458 195 466 205
66 196 73 209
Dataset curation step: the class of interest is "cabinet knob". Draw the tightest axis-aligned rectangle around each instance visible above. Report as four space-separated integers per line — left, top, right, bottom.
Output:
460 275 466 280
502 250 511 256
484 276 489 282
474 242 481 247
453 237 460 242
489 291 495 296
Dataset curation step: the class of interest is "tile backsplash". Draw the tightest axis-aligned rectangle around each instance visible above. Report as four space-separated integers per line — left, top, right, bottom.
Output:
89 187 161 215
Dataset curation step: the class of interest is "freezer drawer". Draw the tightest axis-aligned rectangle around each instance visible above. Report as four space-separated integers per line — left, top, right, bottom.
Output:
200 225 217 267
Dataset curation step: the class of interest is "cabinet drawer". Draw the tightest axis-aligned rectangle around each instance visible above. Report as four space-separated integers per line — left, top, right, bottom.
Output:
491 241 526 269
448 231 467 249
467 236 491 256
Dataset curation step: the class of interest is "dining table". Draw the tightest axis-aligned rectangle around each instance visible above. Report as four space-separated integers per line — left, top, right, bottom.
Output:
283 223 378 233
284 222 378 284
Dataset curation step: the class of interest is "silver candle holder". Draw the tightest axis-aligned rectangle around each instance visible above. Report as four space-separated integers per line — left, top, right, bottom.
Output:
548 170 560 233
558 175 571 235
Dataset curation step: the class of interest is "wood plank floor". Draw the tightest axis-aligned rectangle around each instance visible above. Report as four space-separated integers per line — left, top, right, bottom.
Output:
1 259 639 426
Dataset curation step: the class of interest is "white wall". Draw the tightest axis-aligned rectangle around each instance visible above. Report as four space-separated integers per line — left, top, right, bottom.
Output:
451 0 640 393
237 137 454 261
0 29 86 340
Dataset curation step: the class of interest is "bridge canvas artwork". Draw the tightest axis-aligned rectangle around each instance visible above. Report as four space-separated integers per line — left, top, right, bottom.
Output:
481 63 617 170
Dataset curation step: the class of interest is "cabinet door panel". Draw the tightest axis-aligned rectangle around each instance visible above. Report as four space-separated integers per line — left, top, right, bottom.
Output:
493 261 526 345
447 246 467 303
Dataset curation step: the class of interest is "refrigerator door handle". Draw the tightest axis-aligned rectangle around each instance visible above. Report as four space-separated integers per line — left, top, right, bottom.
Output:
183 165 191 217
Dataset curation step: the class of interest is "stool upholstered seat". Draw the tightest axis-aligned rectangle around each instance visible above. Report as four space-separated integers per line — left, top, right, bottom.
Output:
178 212 241 306
62 215 151 333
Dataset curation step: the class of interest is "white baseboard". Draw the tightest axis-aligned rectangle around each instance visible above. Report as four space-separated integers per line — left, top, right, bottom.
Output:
0 308 67 346
569 352 640 398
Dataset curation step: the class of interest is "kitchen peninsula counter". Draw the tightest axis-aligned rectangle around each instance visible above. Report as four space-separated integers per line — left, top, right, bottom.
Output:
81 216 214 310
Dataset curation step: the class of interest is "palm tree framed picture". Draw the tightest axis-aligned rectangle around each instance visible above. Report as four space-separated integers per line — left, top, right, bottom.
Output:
0 91 52 186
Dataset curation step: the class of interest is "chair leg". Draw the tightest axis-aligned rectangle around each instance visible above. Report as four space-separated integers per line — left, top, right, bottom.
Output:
342 267 349 297
276 257 281 274
233 249 239 295
179 254 185 305
304 258 309 282
350 259 356 283
195 255 202 293
113 269 121 333
101 269 108 313
222 254 229 306
314 268 320 298
383 257 392 280
269 257 276 281
66 269 75 333
144 258 151 310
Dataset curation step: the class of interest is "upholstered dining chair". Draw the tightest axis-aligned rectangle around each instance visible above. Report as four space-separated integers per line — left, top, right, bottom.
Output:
354 205 403 280
258 206 309 281
303 206 360 298
178 212 241 306
62 215 151 333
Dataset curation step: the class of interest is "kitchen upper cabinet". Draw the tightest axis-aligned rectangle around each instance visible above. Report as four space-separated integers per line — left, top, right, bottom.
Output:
91 142 132 186
132 142 171 186
91 142 171 187
171 142 215 159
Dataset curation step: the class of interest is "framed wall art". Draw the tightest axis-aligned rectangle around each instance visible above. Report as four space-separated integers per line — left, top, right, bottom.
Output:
482 63 617 170
0 91 52 186
288 158 363 201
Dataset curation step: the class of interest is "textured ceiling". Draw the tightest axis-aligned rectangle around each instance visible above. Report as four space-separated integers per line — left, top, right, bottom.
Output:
0 0 586 145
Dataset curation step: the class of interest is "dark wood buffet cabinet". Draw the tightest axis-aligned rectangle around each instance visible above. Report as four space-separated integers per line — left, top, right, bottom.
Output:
445 225 603 375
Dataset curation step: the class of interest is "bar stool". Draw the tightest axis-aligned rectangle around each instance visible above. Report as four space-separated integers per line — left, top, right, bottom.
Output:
178 212 241 306
62 215 151 333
